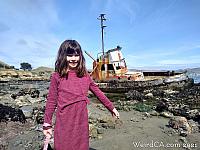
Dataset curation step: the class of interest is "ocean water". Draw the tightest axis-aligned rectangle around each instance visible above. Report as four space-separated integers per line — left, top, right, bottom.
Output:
186 73 200 83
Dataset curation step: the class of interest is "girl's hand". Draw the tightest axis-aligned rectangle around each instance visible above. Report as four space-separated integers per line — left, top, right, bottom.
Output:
43 128 52 139
112 108 120 119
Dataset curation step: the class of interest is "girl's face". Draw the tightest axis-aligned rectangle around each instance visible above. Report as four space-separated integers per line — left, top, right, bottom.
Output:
67 54 80 69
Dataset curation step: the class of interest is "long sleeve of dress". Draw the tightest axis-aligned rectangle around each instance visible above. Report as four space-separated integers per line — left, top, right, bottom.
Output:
89 77 114 113
44 72 59 125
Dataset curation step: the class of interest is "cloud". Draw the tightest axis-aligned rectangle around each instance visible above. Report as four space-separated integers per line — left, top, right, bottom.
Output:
125 41 200 68
17 39 28 45
158 55 200 65
0 0 60 32
127 42 200 60
0 22 10 32
146 0 178 25
0 0 61 68
106 0 139 23
89 0 138 24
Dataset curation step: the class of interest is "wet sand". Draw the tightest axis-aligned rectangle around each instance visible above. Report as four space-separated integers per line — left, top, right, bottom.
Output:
89 109 200 150
0 102 199 150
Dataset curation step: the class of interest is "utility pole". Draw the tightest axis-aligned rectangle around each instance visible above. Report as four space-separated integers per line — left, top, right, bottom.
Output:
97 14 106 57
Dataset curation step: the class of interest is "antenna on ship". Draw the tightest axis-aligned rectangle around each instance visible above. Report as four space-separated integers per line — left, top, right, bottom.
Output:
97 14 107 57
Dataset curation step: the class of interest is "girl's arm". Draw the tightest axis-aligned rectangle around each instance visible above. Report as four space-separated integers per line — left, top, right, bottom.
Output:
43 72 59 125
89 77 114 113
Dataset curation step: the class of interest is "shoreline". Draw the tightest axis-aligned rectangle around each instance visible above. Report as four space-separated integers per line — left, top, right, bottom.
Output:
0 73 200 149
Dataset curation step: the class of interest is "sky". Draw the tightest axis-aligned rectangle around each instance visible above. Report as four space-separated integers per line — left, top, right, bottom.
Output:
0 0 200 70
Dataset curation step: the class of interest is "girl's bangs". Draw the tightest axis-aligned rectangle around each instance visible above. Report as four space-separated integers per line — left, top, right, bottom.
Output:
66 47 80 55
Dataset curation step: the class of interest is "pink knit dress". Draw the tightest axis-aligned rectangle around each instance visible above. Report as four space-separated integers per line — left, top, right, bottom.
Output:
44 70 114 150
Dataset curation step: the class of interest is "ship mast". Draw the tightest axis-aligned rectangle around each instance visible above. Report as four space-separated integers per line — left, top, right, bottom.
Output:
97 14 106 58
98 14 108 79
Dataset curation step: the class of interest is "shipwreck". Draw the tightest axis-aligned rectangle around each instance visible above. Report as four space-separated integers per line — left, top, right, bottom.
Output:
85 14 191 93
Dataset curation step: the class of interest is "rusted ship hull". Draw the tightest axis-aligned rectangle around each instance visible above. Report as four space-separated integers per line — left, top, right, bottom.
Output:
97 74 193 93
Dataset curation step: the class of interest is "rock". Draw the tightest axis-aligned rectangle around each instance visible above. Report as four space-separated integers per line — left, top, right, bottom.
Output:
125 90 144 101
169 105 190 117
98 116 112 123
0 141 8 150
114 119 123 128
186 109 199 119
168 116 191 135
28 97 43 104
33 124 43 132
0 94 15 105
15 96 32 107
149 110 160 116
98 116 115 129
145 93 154 98
155 101 169 112
97 135 103 139
179 137 187 143
20 106 33 119
115 100 138 111
123 106 132 111
101 122 115 129
0 104 26 123
143 112 151 118
33 108 45 124
30 89 40 98
142 117 147 120
179 130 188 137
97 128 105 134
96 104 107 111
163 89 179 94
88 116 98 124
152 89 165 97
130 117 139 122
187 120 199 133
11 93 18 99
160 111 173 118
169 116 187 129
89 124 98 138
194 112 200 124
18 89 28 96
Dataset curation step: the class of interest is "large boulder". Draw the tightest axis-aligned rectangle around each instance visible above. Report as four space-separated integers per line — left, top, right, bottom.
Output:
168 116 191 136
125 90 144 101
0 104 26 123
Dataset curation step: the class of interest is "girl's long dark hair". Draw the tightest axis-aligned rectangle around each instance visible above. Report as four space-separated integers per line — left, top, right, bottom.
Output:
55 40 87 78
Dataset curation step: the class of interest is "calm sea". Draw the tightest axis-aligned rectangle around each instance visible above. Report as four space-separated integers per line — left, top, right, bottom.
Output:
187 73 200 83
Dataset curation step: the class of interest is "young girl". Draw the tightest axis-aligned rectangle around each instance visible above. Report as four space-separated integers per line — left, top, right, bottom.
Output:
43 40 120 150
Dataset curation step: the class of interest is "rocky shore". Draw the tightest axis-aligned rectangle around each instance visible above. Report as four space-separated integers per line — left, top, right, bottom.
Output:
0 74 200 150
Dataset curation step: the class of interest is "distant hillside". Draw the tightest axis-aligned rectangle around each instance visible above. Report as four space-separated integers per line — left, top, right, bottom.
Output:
32 66 54 73
0 60 10 69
